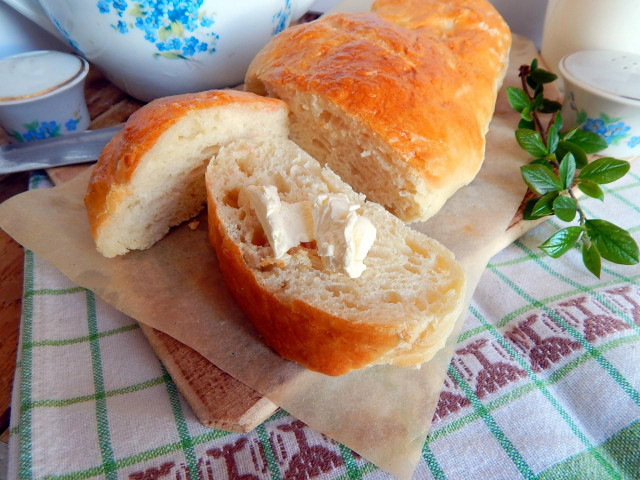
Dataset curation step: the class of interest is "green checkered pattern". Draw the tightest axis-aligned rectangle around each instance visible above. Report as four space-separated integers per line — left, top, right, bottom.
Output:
7 165 640 479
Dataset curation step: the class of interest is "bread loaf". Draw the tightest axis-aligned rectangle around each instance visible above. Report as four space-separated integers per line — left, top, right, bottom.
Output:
245 0 511 222
85 90 288 257
206 137 466 376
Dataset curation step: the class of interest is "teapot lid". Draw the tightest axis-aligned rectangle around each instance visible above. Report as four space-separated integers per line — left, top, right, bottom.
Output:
562 50 640 101
0 50 85 102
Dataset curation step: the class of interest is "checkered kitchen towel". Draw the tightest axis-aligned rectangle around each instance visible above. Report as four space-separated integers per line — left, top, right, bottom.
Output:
7 163 640 480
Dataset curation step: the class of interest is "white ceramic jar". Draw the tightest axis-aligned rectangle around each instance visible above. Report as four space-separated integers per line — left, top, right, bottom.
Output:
541 0 640 79
0 50 90 143
559 50 640 158
36 0 315 102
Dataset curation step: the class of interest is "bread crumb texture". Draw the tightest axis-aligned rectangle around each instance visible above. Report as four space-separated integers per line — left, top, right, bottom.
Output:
206 138 466 375
246 0 511 222
85 90 289 257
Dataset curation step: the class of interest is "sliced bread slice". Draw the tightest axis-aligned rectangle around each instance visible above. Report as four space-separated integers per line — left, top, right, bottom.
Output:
85 90 288 258
206 137 466 376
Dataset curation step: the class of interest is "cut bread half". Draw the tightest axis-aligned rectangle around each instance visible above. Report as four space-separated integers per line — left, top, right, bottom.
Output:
85 90 288 258
206 137 466 376
245 0 511 222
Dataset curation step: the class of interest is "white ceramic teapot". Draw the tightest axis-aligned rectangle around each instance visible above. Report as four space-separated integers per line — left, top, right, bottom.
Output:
28 0 314 101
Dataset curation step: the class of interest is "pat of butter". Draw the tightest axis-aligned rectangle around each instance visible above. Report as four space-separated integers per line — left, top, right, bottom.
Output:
244 186 314 258
312 194 376 278
244 187 376 278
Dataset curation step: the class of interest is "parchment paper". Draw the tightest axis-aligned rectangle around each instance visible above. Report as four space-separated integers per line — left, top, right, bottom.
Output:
0 35 539 479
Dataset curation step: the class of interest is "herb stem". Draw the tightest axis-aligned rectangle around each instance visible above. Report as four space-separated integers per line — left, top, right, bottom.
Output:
547 112 557 139
512 60 638 276
568 187 587 227
519 65 548 145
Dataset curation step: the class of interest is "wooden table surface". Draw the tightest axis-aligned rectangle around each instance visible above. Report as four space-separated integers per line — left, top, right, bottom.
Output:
0 170 29 435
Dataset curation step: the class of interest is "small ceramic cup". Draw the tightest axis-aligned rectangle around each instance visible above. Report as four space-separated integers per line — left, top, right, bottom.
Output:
0 50 90 143
559 50 640 158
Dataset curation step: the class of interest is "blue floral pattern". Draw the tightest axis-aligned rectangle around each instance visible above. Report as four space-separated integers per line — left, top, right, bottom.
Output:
581 113 632 146
8 113 83 143
9 121 60 143
583 118 605 136
97 0 220 59
51 17 86 56
566 90 638 151
272 0 292 35
65 118 79 131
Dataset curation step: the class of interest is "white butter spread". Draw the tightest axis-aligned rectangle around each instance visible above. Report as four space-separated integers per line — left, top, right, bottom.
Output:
243 187 376 278
312 194 376 278
244 186 314 259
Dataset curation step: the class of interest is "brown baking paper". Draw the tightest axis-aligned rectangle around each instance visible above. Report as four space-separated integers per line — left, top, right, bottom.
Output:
0 35 541 479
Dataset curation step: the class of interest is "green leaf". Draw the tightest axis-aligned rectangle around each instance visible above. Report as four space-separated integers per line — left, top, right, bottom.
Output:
530 68 558 84
9 130 24 143
158 25 171 41
578 157 631 184
526 75 538 91
553 195 577 222
529 192 558 218
506 87 530 113
540 99 562 113
530 158 553 168
563 129 608 153
24 120 39 131
531 93 544 112
547 124 559 154
518 118 535 130
523 198 541 220
539 226 583 258
576 110 587 125
530 58 538 71
559 128 573 140
582 242 601 278
577 180 604 201
559 152 576 189
170 20 184 38
556 140 588 169
600 113 620 125
521 107 533 122
585 219 639 265
554 111 563 131
128 2 143 16
516 129 548 158
521 164 563 194
153 52 189 60
534 84 543 97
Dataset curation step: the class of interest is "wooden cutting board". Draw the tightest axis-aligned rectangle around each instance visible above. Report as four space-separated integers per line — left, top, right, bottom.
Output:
47 69 279 433
46 35 553 433
45 10 327 435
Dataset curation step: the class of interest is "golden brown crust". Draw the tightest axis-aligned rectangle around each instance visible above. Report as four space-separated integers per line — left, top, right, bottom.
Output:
245 0 511 218
84 90 285 239
206 188 403 377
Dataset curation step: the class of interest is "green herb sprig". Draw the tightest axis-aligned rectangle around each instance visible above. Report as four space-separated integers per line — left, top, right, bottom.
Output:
506 59 638 278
